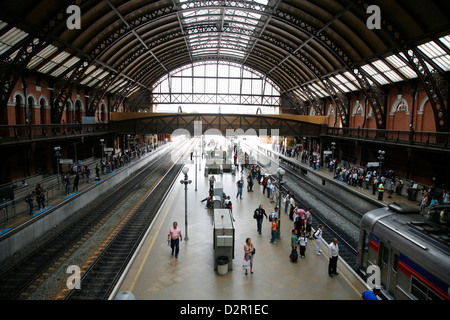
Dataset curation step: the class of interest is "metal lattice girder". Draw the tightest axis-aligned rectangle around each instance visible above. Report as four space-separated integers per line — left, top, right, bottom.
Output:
351 66 387 129
401 48 449 132
51 58 91 123
0 37 46 112
111 113 322 137
353 0 449 132
321 78 350 127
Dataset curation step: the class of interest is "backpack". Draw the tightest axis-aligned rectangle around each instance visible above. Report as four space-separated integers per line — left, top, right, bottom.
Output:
313 229 320 239
290 249 298 262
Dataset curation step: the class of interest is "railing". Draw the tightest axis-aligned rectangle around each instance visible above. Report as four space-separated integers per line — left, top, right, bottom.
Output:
0 123 111 144
326 127 450 149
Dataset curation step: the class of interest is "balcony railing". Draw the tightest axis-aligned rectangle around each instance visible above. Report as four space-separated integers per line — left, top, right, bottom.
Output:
325 127 450 149
0 123 111 145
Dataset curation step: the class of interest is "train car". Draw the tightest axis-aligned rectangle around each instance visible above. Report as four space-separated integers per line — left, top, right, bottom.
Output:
357 202 450 300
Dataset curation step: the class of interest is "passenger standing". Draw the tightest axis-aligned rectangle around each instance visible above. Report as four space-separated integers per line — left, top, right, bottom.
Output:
25 192 34 216
64 173 71 196
283 193 290 215
314 225 324 255
328 238 339 277
289 195 296 220
85 165 91 183
167 221 182 258
377 182 384 201
244 238 254 275
270 217 278 244
305 208 313 239
266 178 272 199
291 229 298 252
95 164 100 180
209 175 216 190
253 204 267 234
247 172 253 192
236 176 244 199
73 173 80 192
298 231 308 258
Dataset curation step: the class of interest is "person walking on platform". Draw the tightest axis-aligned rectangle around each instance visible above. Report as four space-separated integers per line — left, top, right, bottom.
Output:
253 204 267 234
244 238 254 275
328 238 339 277
236 176 244 199
377 182 385 201
247 172 253 192
168 221 183 259
314 225 324 255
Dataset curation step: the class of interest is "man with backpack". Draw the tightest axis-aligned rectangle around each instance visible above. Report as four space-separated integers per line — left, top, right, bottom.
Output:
253 204 267 234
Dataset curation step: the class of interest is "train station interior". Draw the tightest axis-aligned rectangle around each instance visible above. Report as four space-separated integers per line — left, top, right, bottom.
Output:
0 0 449 307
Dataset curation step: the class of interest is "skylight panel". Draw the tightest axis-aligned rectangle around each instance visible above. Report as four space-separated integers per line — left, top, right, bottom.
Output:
0 20 7 31
0 27 28 55
385 54 417 78
328 76 351 92
418 40 450 71
27 44 58 69
439 35 450 50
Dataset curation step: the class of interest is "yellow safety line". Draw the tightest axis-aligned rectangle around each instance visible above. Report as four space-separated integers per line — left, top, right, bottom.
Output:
128 183 180 292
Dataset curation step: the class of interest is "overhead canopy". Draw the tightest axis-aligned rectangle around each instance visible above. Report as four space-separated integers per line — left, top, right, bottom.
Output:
1 0 449 127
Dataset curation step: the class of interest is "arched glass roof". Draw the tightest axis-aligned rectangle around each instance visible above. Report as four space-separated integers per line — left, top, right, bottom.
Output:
0 0 449 118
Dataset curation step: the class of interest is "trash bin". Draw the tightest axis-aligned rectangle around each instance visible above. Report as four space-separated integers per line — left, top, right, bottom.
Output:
216 256 229 275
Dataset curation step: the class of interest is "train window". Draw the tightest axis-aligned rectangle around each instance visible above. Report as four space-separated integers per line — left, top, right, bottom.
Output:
382 246 389 264
392 254 399 273
411 278 444 300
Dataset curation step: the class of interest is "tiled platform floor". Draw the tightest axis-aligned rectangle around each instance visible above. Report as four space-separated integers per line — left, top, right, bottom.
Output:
115 158 368 300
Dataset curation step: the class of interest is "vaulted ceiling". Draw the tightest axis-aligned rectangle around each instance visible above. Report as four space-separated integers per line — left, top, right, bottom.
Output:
1 0 449 128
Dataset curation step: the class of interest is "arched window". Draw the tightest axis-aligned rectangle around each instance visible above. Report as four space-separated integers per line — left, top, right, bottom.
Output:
152 61 280 114
66 100 73 123
39 97 47 124
27 96 35 124
74 100 82 123
101 103 107 122
15 94 24 124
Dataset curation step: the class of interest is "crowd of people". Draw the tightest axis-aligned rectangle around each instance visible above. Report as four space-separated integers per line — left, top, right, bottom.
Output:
200 148 345 282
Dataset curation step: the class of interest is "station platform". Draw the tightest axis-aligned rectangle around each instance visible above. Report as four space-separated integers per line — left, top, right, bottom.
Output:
249 142 421 209
0 144 170 237
113 158 369 301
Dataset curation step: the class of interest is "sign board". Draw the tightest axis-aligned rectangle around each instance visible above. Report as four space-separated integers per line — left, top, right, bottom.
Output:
366 162 380 167
323 151 332 155
59 159 73 164
81 116 96 124
104 147 114 152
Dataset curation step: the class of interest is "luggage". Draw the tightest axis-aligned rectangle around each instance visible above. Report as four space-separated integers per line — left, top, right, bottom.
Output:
289 249 298 262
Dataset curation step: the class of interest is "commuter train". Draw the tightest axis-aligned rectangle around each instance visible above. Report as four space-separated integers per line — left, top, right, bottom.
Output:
357 202 450 300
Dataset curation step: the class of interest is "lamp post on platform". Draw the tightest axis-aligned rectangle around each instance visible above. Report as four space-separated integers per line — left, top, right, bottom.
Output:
180 166 192 241
54 146 61 189
277 167 285 239
378 150 385 174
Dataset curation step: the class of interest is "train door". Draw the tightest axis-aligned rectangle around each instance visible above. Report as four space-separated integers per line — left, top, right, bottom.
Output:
379 241 400 296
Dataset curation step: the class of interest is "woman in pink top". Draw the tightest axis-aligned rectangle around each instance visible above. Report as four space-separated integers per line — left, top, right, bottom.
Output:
168 221 182 258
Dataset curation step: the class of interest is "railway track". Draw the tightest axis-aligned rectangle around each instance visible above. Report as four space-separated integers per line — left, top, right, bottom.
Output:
0 140 195 300
63 163 184 300
241 141 363 270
